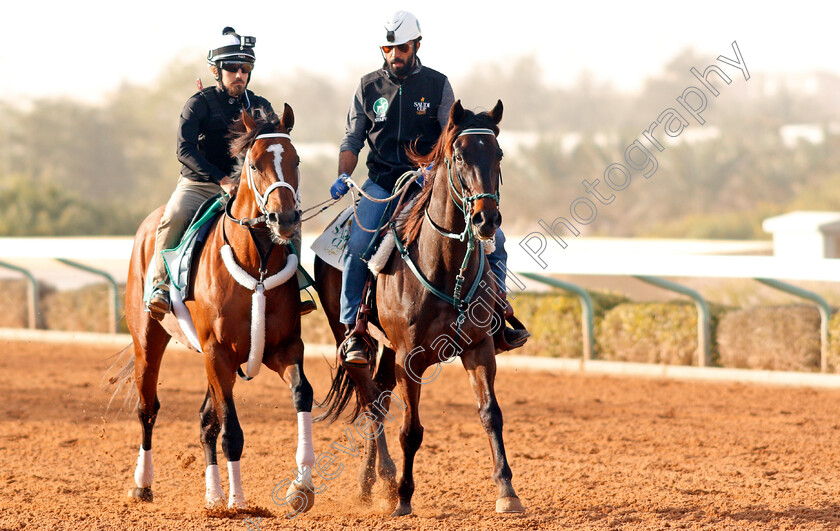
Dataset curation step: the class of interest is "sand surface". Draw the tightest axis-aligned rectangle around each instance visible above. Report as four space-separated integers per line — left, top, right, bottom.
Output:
2 340 840 530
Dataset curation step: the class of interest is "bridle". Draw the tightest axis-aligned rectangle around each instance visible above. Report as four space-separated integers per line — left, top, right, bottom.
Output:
393 127 503 330
424 128 502 242
226 132 301 228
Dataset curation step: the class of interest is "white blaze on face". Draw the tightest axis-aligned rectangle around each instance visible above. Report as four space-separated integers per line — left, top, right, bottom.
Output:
266 144 286 183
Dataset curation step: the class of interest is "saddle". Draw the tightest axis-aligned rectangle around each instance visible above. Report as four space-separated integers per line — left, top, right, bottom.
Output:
143 194 226 305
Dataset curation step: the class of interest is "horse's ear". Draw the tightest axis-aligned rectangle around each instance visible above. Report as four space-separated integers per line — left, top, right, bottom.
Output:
242 109 257 132
280 103 295 132
489 100 503 125
449 100 465 126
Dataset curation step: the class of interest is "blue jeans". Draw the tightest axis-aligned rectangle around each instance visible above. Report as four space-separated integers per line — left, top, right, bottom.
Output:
339 180 509 324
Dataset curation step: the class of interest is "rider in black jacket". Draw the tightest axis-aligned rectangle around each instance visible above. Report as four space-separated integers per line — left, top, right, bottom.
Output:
147 27 314 319
330 11 529 365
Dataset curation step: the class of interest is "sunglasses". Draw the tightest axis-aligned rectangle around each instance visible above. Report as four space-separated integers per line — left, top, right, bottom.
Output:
220 62 254 74
381 42 413 54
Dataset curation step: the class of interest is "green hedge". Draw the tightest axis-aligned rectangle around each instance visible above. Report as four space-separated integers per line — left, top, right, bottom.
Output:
3 277 838 373
510 290 629 357
596 301 729 365
717 305 821 371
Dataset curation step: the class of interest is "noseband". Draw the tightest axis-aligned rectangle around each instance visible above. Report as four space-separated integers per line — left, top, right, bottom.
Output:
227 132 301 228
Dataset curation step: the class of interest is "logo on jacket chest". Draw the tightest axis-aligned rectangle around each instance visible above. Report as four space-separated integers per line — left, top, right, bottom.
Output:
373 98 389 122
414 97 430 115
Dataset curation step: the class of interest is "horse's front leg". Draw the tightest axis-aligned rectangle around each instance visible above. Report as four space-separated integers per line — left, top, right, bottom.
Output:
205 350 246 509
462 343 526 513
199 387 225 508
276 342 317 514
392 363 423 517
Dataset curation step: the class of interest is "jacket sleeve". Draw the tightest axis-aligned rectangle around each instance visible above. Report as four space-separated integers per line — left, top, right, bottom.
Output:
176 95 226 184
437 78 455 129
339 81 370 155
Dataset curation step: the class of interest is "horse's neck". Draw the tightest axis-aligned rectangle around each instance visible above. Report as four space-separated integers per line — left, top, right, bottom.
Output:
224 187 279 266
414 167 476 280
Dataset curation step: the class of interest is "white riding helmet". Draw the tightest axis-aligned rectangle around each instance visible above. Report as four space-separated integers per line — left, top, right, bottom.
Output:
382 11 422 46
207 27 256 65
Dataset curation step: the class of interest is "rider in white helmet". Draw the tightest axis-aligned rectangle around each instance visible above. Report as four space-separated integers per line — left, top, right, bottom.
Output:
330 11 528 366
146 27 315 320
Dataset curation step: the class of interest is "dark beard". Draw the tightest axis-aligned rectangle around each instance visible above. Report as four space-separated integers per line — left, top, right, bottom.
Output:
223 83 246 98
388 55 415 78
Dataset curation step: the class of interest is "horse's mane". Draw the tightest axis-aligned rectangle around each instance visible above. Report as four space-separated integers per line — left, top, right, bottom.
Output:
228 112 287 179
400 108 500 246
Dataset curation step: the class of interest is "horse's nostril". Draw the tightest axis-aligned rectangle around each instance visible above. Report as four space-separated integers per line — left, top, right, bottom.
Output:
267 212 279 224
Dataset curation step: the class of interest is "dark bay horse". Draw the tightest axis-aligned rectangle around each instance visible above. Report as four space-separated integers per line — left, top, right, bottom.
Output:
315 100 525 516
124 107 315 511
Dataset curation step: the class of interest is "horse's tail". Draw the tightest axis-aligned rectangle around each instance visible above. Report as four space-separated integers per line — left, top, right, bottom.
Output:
314 362 360 424
102 344 138 414
314 353 379 424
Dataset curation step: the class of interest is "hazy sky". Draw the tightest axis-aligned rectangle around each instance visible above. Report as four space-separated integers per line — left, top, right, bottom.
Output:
2 1 837 103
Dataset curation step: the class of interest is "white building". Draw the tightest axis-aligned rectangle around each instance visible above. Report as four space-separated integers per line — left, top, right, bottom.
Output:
762 211 840 259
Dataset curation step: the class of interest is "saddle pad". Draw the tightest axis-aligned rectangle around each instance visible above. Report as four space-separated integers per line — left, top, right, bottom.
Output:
143 194 226 303
310 205 353 271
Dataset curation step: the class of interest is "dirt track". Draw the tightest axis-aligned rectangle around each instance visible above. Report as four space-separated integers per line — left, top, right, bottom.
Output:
3 340 840 530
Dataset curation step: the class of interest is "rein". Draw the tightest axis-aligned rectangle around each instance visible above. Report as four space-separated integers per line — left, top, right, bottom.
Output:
394 127 500 330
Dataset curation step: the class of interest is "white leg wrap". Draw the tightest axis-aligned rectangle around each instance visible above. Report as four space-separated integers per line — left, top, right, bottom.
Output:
134 447 154 488
296 412 316 485
227 460 246 509
205 464 225 508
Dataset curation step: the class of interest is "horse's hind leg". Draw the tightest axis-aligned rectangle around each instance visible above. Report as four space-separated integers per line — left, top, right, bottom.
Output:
199 388 225 508
462 347 525 513
129 330 169 502
366 347 398 504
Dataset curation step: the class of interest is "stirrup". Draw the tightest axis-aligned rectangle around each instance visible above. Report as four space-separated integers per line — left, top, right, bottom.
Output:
300 289 317 316
300 299 317 316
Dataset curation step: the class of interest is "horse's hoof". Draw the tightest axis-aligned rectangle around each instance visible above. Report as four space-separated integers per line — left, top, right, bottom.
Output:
227 492 247 510
391 501 412 517
496 496 526 513
205 492 226 509
128 486 153 502
286 480 315 514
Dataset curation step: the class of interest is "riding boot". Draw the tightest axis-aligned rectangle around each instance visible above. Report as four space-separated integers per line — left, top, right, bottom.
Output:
147 284 171 321
496 289 530 351
341 322 371 366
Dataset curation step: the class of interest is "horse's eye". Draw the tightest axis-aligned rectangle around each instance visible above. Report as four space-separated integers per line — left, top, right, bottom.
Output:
249 164 257 172
454 154 463 163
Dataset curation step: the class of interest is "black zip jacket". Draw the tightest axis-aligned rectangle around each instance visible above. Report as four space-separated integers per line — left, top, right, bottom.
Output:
340 60 454 192
176 86 274 184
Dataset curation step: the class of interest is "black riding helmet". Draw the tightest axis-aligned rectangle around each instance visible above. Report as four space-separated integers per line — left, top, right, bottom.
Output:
207 27 256 85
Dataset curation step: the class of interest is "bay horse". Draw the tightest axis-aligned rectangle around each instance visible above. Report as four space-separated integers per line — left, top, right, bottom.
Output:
123 107 316 511
314 100 525 516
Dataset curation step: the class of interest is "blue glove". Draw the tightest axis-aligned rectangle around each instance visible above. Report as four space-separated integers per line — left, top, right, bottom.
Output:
417 164 432 188
330 173 350 199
